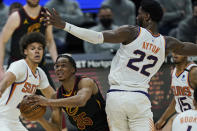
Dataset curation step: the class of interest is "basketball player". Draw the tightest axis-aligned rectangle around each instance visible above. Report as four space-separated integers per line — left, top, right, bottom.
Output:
0 0 58 83
172 86 197 131
155 53 197 131
0 32 55 131
30 54 109 131
41 0 197 130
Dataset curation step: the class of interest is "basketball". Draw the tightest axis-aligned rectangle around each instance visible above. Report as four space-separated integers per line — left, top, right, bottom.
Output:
19 97 46 121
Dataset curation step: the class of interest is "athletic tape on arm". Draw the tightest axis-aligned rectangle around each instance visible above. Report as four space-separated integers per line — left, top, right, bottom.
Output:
64 22 104 44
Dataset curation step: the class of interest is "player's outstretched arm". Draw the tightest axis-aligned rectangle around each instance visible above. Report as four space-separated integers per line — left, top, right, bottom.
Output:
33 78 97 107
42 8 138 44
155 98 176 130
165 36 197 56
0 72 16 98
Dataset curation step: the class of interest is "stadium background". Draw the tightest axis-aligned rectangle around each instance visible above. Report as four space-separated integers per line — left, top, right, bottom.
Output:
2 0 197 130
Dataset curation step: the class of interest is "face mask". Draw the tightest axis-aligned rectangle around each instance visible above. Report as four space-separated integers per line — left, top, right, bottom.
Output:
100 18 113 28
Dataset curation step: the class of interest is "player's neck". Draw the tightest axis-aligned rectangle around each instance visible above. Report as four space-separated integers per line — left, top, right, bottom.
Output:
62 75 76 92
146 23 159 35
24 4 41 18
176 61 190 72
25 59 38 74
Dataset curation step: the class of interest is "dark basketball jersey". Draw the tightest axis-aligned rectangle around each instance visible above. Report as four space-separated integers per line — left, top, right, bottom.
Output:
9 7 46 64
57 76 109 131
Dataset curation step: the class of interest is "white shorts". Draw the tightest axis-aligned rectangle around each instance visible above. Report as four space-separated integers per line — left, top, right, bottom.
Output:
106 88 154 131
0 119 28 131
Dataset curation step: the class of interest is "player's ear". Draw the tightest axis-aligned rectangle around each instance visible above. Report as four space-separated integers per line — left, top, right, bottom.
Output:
24 49 27 55
71 68 75 74
144 12 150 21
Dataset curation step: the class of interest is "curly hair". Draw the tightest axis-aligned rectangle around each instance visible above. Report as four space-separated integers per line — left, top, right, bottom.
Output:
20 32 46 57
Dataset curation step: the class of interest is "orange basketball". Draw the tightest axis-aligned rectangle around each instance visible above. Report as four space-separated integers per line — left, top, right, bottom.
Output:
19 97 46 121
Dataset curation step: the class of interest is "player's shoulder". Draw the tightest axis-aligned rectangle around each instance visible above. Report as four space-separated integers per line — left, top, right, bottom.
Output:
9 10 20 19
10 59 26 67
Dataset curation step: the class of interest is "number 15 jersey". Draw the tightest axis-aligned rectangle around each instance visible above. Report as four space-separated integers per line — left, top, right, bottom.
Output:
171 64 196 113
108 27 166 90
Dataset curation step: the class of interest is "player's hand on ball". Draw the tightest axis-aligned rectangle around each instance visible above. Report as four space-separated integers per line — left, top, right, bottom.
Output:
19 95 47 121
27 95 50 106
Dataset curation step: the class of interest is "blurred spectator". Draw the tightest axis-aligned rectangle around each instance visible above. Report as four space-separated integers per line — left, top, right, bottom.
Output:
45 0 84 54
9 2 23 15
102 0 136 26
0 0 8 32
83 6 120 54
4 2 23 65
0 0 58 87
157 0 192 35
171 1 197 43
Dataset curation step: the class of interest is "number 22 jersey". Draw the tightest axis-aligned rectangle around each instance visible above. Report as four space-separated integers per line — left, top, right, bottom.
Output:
108 27 166 90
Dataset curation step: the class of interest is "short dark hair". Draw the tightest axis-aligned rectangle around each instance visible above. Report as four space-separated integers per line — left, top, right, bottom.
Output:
20 32 46 57
9 2 23 14
99 5 112 13
56 54 77 73
194 87 197 102
192 1 197 10
140 0 163 23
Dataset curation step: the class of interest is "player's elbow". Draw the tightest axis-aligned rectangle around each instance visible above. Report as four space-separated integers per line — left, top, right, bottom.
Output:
77 97 87 107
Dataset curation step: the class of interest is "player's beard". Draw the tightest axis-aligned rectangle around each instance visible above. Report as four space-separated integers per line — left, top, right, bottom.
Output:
27 0 40 8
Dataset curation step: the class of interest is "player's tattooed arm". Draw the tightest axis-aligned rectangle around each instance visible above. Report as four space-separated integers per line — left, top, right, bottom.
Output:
189 67 197 89
0 72 16 97
165 36 197 56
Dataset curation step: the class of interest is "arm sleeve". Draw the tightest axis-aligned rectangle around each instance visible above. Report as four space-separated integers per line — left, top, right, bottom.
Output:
38 68 50 90
64 22 104 44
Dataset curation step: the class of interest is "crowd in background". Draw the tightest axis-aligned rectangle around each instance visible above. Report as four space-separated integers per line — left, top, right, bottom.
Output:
0 0 197 59
0 0 197 131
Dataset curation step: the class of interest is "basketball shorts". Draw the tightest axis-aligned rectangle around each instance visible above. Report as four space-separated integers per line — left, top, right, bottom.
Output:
105 87 154 131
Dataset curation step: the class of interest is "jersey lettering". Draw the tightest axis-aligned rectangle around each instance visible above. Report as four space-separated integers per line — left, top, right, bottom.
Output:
21 82 38 94
171 86 192 96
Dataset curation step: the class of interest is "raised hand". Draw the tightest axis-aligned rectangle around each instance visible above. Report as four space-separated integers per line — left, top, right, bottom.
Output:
41 8 65 29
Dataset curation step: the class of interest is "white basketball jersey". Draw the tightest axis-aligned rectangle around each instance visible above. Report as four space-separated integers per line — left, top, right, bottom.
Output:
172 110 197 131
0 59 49 121
171 64 196 113
108 27 165 90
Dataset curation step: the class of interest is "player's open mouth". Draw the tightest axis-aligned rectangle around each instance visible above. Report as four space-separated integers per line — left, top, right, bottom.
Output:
57 72 64 77
35 56 40 59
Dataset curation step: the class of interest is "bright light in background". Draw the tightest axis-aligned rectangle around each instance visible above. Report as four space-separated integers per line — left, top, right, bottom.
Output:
3 0 104 10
